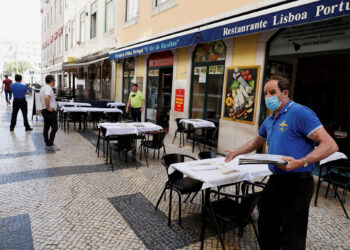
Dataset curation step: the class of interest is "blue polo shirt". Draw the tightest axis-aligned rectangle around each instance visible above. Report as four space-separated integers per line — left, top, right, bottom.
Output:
258 101 322 174
10 82 28 99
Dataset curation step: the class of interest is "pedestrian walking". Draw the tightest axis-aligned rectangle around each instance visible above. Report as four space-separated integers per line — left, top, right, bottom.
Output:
224 75 338 250
125 83 144 122
40 75 59 151
1 75 13 105
9 74 33 131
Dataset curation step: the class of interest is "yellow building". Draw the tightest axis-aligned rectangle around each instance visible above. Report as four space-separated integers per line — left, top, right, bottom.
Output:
110 0 350 153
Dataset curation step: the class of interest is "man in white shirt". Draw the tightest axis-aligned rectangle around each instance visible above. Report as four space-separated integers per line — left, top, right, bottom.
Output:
40 75 58 151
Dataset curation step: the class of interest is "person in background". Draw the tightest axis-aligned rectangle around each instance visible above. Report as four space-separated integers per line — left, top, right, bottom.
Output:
126 83 145 122
224 75 338 250
40 75 59 151
1 75 13 105
9 74 33 131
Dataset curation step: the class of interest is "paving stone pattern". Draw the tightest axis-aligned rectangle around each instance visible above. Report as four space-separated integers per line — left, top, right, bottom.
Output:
0 214 34 250
0 97 349 249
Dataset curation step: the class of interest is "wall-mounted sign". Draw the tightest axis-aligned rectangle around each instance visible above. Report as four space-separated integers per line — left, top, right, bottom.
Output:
200 0 350 43
223 66 260 125
174 89 185 112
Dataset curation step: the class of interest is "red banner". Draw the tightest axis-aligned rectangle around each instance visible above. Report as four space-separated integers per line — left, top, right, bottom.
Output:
174 89 185 112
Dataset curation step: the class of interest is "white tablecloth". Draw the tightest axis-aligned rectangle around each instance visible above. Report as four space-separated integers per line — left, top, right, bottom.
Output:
179 119 215 128
57 102 92 107
61 107 123 113
99 122 163 136
107 102 125 107
169 157 271 190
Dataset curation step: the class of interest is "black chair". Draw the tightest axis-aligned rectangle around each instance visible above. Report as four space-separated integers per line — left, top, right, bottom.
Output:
105 112 121 122
65 112 86 131
109 135 136 171
86 112 104 128
96 126 119 163
140 132 167 167
314 159 350 219
172 118 194 147
202 181 264 249
198 151 225 160
155 154 203 226
191 127 218 152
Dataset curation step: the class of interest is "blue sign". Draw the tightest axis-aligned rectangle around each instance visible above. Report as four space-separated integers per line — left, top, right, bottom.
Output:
109 32 197 60
200 0 350 43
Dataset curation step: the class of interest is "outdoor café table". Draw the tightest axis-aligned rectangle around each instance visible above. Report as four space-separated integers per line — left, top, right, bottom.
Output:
179 119 216 152
57 101 92 107
168 156 271 249
82 107 123 113
97 122 163 163
61 107 87 130
107 102 125 107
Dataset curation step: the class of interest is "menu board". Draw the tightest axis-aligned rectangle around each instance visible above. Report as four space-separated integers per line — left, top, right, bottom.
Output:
223 65 260 124
148 69 159 77
174 89 185 112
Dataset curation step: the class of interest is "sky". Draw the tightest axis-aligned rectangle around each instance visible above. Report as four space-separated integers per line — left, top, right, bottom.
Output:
0 0 41 42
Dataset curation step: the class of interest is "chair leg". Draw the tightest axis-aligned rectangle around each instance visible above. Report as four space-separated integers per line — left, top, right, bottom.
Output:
144 146 149 168
177 191 182 226
184 193 191 203
155 184 167 210
172 132 177 144
163 145 166 156
325 183 331 198
251 217 260 244
140 145 143 161
168 188 172 227
190 191 199 203
110 146 114 172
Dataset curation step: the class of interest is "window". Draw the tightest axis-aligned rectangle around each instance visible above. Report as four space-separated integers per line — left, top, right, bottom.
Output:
80 12 85 43
155 0 168 6
65 0 69 7
47 12 50 27
125 0 138 22
53 40 56 58
60 34 63 56
54 0 57 20
51 7 53 24
105 0 113 32
65 27 69 51
71 20 76 48
90 2 97 39
59 0 62 14
152 0 177 15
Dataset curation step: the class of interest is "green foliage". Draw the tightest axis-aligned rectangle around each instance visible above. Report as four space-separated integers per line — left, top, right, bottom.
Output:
4 61 33 74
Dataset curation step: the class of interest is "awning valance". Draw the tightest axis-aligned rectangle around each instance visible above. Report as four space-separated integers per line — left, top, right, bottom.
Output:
109 29 198 60
199 0 350 43
63 57 109 69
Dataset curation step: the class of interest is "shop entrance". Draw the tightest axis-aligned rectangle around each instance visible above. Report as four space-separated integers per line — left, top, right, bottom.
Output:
262 17 350 154
146 51 173 129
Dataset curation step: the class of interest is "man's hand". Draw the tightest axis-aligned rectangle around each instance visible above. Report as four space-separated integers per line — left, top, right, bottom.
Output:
276 156 303 172
140 107 144 112
224 149 239 162
126 107 129 113
47 107 54 112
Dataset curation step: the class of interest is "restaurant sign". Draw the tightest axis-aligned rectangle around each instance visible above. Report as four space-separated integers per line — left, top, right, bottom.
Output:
109 32 197 60
200 0 350 43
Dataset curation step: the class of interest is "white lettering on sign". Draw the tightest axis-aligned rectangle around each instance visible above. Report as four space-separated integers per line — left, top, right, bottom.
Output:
272 12 308 26
315 1 350 17
223 20 267 36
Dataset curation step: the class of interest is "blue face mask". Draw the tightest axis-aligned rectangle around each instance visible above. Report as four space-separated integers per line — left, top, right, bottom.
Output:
265 96 281 111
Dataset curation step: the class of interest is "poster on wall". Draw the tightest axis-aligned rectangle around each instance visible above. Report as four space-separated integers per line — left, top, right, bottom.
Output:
148 69 159 77
223 66 260 124
174 89 185 112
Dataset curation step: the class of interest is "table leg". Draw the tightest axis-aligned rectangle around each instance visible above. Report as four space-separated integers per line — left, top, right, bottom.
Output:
200 189 209 250
314 164 323 206
192 129 196 153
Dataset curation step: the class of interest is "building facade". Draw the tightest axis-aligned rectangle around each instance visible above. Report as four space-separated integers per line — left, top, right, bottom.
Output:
41 0 65 89
109 0 350 153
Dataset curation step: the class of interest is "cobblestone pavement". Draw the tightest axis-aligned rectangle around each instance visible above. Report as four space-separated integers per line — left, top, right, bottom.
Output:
0 96 349 250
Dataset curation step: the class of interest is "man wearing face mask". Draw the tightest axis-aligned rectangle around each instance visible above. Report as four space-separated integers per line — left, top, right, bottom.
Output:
225 75 338 250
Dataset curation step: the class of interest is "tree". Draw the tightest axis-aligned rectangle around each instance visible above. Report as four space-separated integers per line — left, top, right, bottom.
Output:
4 60 33 74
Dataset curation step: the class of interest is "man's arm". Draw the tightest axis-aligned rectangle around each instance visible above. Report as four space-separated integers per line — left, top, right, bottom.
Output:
278 127 338 172
126 100 131 113
45 95 54 112
224 135 266 162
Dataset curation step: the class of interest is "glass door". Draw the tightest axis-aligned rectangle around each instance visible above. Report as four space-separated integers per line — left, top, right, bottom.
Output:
157 68 173 129
146 69 159 123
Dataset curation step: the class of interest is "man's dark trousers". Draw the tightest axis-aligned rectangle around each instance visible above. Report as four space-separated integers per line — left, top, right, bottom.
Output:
258 173 314 250
131 107 141 122
10 98 31 129
41 109 58 146
4 90 12 102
